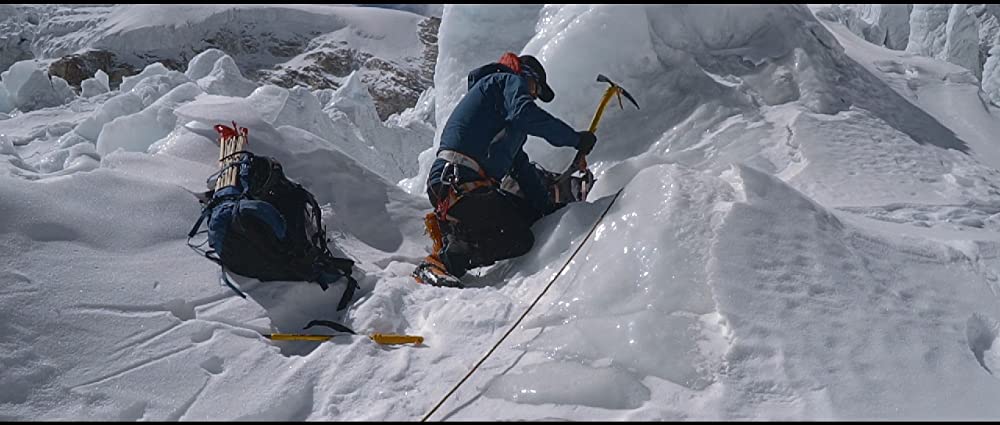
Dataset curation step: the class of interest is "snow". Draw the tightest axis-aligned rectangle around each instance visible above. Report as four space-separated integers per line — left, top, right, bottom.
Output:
864 4 913 50
133 73 195 108
74 91 144 142
183 48 227 81
972 5 1000 71
119 62 171 93
944 4 982 79
95 69 110 91
16 4 432 120
327 71 381 125
0 83 13 113
818 5 1000 105
0 60 75 112
386 85 434 129
195 55 256 98
2 60 39 100
298 23 424 66
318 71 434 183
817 5 912 51
984 45 1000 105
0 133 15 155
32 4 426 74
0 5 37 73
359 4 444 18
3 3 1000 422
80 69 111 98
96 82 203 156
907 4 981 79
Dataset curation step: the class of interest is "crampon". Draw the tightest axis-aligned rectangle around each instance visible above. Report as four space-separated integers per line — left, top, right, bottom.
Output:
412 256 463 288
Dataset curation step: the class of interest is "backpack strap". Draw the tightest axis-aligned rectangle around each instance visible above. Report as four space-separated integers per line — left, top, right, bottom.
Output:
187 187 253 299
301 188 359 311
220 268 248 299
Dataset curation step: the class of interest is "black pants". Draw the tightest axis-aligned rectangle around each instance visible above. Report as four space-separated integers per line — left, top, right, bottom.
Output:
427 184 535 277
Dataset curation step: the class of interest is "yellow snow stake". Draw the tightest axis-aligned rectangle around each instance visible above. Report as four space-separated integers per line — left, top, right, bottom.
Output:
264 332 424 345
264 321 423 346
370 333 424 345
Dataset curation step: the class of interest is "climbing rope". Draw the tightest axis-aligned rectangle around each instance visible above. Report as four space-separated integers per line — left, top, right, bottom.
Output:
420 186 626 422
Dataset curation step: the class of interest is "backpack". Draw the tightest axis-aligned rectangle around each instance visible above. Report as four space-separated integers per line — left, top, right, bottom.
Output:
187 142 358 311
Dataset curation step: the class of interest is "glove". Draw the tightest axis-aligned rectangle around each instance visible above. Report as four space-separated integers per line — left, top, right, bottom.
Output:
577 131 596 156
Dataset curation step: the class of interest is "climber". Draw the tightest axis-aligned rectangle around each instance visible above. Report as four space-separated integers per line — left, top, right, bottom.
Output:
412 52 596 287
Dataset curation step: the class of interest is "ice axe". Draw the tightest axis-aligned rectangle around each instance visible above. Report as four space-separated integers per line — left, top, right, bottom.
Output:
554 74 640 187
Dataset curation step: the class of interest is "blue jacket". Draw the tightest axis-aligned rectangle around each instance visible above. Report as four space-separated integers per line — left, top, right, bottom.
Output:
429 63 579 217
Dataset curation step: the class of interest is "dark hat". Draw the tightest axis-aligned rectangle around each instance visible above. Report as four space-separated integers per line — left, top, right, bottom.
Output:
518 55 554 103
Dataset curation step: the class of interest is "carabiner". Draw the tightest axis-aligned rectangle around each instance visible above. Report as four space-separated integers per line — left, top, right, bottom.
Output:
442 162 460 186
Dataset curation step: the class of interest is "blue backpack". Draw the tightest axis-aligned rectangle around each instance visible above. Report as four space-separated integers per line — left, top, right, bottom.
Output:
188 148 357 310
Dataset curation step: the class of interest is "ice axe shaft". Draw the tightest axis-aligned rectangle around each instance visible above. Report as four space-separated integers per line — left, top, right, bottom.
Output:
556 74 639 184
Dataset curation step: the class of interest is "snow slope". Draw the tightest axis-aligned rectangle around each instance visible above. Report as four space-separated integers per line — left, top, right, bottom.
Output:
6 4 437 120
358 4 444 18
32 4 424 70
816 4 1000 109
2 3 1000 421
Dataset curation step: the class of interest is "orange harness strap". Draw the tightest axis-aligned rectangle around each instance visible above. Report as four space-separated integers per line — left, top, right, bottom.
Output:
434 150 496 222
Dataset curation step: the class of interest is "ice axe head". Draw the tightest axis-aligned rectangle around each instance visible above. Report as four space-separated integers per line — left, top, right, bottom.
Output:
560 73 641 187
596 74 639 110
585 74 640 135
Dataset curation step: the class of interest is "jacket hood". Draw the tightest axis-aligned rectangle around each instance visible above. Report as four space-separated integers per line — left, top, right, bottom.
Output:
467 63 519 90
